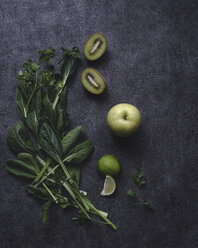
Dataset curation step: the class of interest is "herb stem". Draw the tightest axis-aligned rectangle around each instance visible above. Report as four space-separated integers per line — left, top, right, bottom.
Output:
52 72 69 110
62 181 91 220
35 164 60 187
33 158 51 183
87 202 117 230
42 182 58 203
25 85 38 115
58 157 89 211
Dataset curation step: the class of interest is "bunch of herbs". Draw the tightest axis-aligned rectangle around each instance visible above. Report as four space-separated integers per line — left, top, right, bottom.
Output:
6 47 116 230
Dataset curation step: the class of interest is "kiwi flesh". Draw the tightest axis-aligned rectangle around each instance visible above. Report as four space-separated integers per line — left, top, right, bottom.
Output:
81 68 106 94
83 33 107 61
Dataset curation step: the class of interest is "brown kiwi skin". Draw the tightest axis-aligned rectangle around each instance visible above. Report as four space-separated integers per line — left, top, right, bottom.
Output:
83 33 107 61
81 68 106 95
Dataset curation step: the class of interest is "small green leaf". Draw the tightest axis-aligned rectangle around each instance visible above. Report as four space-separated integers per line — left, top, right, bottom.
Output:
38 47 55 64
134 167 146 187
31 63 39 71
143 201 153 211
127 189 136 198
42 200 51 223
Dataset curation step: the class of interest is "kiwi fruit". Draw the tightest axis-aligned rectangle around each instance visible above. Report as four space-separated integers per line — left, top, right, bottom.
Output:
81 68 106 95
83 33 107 61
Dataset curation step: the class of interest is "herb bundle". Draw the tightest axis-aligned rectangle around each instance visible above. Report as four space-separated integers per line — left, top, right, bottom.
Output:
6 47 116 230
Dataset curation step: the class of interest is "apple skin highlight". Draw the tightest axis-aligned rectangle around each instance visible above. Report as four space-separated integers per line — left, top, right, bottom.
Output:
107 103 141 137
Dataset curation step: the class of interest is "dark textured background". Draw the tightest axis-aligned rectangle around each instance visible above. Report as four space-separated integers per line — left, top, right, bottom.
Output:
0 0 198 247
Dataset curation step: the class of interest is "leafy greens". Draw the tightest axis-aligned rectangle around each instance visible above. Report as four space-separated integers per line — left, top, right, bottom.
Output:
6 47 116 230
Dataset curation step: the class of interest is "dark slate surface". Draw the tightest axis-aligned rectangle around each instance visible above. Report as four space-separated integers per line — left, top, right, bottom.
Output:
0 0 198 247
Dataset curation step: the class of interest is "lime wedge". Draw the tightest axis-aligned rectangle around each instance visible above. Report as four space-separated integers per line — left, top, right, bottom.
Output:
101 175 116 196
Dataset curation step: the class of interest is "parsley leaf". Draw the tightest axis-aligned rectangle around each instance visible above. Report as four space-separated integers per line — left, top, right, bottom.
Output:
134 167 146 187
143 201 153 210
127 189 136 198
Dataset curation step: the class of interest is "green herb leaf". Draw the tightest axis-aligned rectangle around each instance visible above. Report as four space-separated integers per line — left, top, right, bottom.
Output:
26 88 43 136
27 184 50 201
6 159 37 180
143 201 153 210
127 189 136 198
7 122 35 155
17 152 40 173
38 122 62 162
43 92 57 128
16 88 27 120
64 140 94 164
38 47 55 64
62 125 83 154
68 165 81 187
42 200 51 223
51 47 80 111
134 167 146 187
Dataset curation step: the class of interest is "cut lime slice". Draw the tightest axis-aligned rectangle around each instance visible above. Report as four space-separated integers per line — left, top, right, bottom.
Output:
101 175 116 196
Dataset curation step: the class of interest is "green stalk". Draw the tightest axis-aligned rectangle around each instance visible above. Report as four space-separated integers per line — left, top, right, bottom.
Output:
52 72 69 110
42 182 58 204
58 157 89 211
62 182 91 220
35 164 60 187
33 158 51 183
25 86 37 114
88 202 117 230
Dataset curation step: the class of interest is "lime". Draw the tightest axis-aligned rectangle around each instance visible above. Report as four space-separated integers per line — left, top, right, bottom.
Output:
101 175 116 196
97 154 121 178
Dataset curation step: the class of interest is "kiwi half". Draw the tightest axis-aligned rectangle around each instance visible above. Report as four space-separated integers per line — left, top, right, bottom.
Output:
81 68 106 95
83 33 107 61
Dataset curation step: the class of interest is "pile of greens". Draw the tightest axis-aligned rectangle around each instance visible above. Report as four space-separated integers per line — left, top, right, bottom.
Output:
6 47 116 230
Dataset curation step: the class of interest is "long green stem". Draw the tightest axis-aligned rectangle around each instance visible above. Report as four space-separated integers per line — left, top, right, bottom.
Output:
52 72 69 110
33 158 51 183
62 182 91 220
58 157 89 211
36 155 116 230
35 164 60 187
88 202 117 230
42 182 58 204
25 85 37 114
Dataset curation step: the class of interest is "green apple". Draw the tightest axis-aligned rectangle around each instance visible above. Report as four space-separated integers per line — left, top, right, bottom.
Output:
107 103 141 137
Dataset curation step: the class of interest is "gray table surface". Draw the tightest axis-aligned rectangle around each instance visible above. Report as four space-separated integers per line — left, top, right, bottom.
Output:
0 1 198 248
